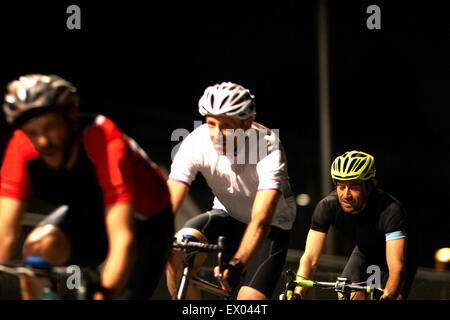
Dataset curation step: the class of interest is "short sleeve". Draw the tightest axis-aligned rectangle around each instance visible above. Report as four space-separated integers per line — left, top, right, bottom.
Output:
256 148 288 191
0 130 36 201
382 202 408 241
84 125 136 207
310 198 335 233
168 132 200 186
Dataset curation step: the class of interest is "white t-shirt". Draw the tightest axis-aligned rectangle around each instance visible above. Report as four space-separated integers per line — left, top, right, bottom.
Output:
169 122 296 230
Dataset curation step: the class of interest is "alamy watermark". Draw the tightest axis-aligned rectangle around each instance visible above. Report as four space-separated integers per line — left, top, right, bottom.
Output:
170 121 280 164
366 264 381 289
65 265 82 290
65 5 381 31
66 265 81 290
366 5 381 30
66 5 81 30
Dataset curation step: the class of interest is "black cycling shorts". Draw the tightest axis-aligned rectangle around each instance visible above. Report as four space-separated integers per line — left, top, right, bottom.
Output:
341 245 418 299
38 203 174 299
183 209 290 298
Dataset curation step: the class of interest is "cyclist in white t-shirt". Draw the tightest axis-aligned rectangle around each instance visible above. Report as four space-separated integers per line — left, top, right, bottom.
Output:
166 82 296 300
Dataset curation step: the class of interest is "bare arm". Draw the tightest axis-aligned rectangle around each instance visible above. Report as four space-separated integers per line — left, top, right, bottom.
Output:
294 229 327 298
0 197 27 261
167 179 189 214
233 189 281 267
381 238 406 299
217 189 281 292
97 201 137 299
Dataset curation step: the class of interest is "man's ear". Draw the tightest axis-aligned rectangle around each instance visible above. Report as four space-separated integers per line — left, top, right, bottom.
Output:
363 180 375 200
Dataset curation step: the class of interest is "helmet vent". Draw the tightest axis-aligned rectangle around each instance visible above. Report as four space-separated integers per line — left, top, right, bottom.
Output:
210 94 215 109
343 157 349 170
219 96 229 109
353 160 365 173
349 159 358 172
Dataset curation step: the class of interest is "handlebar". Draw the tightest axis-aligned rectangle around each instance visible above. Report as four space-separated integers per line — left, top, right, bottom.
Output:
282 269 384 300
0 257 75 278
295 279 378 294
172 236 228 282
1 257 101 300
172 236 225 253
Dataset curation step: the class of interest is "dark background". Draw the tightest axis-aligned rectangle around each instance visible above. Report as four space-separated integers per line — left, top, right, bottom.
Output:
0 1 448 269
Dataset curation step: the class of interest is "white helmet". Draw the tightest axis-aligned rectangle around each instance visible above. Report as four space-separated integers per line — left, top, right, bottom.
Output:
198 82 256 120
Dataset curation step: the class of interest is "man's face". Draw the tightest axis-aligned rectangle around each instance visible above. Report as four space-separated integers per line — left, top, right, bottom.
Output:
205 115 251 155
21 111 75 169
336 179 367 214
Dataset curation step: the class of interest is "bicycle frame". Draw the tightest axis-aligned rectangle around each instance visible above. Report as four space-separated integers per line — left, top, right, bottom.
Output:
177 253 231 300
174 236 232 300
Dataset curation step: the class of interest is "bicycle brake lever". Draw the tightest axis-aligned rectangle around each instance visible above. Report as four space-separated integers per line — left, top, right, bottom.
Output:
285 269 296 280
283 270 298 299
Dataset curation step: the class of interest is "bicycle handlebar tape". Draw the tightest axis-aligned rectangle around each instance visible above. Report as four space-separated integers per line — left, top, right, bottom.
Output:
25 256 52 270
182 234 199 242
367 286 384 294
296 280 314 288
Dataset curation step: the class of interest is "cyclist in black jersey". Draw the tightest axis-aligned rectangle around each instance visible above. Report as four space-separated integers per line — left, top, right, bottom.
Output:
292 151 418 300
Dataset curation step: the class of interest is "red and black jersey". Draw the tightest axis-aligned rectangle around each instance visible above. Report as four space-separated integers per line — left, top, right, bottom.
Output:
0 114 170 219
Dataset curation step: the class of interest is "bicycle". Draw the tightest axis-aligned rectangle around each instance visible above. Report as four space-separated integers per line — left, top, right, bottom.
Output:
0 256 99 300
279 269 384 300
171 235 232 300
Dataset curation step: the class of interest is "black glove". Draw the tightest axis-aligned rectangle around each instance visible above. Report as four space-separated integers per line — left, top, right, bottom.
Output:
226 258 244 290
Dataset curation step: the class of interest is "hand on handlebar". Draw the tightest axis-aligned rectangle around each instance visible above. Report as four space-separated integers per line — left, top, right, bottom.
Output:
214 266 232 292
289 292 302 300
214 260 243 292
379 291 392 300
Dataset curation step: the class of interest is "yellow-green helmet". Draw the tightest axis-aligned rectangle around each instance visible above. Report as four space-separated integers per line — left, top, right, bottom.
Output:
331 151 375 181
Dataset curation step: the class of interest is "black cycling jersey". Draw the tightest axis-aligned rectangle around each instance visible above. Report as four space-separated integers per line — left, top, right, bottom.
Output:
24 115 104 220
311 188 418 298
28 137 105 221
311 188 410 261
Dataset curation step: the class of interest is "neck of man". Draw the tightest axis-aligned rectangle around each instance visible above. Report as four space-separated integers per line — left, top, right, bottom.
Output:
350 199 369 215
64 139 81 169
